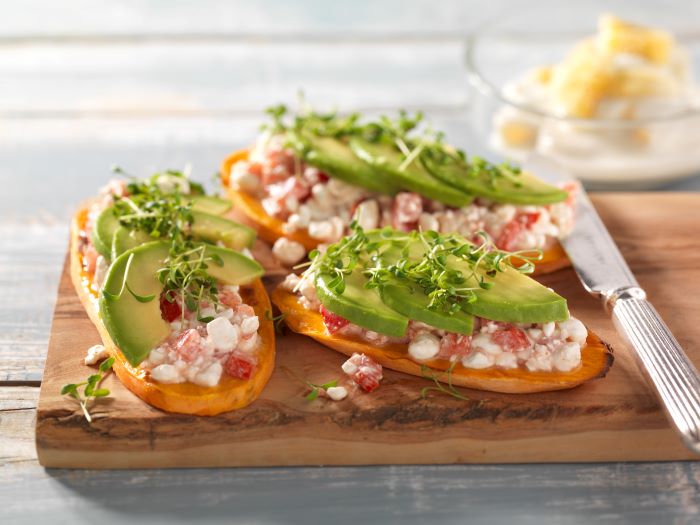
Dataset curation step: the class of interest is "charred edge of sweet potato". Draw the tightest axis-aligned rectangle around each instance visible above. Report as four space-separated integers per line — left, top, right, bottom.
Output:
220 149 571 274
271 287 614 395
69 207 276 416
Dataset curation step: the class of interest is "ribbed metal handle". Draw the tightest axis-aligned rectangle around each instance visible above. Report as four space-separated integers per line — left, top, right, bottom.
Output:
612 296 700 453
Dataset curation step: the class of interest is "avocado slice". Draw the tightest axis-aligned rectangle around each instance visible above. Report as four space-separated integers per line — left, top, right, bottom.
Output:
190 210 256 250
349 138 473 207
92 208 120 258
190 195 232 215
315 270 408 338
111 226 152 260
380 279 474 335
376 235 567 326
100 241 264 366
289 131 400 195
450 257 569 323
421 153 568 205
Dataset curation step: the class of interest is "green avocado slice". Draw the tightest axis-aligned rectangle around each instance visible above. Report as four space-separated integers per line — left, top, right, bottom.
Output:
349 138 473 208
315 270 408 338
190 210 256 250
99 241 263 366
92 208 120 258
111 226 153 260
380 279 474 335
290 131 400 195
451 257 569 323
421 153 568 205
377 235 567 326
190 195 232 215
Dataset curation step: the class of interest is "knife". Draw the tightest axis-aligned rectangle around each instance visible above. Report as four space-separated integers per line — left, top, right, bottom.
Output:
526 155 700 454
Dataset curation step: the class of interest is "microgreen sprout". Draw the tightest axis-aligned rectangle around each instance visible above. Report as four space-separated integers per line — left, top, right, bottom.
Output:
264 310 287 334
305 379 339 401
420 362 469 401
302 221 542 319
279 366 339 401
61 357 115 423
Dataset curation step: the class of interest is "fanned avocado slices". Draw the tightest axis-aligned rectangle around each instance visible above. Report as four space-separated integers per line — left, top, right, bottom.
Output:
309 228 568 338
93 203 254 263
289 130 401 195
264 105 569 207
421 151 568 205
100 241 263 366
349 138 473 207
315 269 409 338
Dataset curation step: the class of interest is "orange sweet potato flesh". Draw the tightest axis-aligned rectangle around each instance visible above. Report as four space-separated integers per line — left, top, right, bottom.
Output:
70 207 275 416
221 149 571 275
272 288 613 394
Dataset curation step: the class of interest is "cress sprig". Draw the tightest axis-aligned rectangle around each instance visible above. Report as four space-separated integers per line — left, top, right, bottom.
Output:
262 103 524 188
105 168 223 322
301 222 542 317
61 357 115 423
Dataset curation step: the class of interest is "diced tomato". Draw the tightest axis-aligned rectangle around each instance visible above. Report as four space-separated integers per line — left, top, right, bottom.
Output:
520 211 540 228
437 333 472 360
317 171 329 183
225 353 256 380
496 212 540 251
320 305 350 334
492 327 530 353
160 291 182 322
174 328 202 362
391 192 423 231
355 369 381 393
343 353 383 393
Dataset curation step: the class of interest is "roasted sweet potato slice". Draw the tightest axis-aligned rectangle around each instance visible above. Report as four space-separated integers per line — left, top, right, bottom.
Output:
272 287 613 394
70 207 275 416
220 149 571 275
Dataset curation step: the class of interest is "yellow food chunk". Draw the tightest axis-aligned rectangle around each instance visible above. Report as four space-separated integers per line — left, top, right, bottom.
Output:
597 14 673 64
500 120 538 148
550 41 615 118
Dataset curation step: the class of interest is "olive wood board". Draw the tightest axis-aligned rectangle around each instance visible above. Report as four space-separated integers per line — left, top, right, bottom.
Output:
36 193 700 468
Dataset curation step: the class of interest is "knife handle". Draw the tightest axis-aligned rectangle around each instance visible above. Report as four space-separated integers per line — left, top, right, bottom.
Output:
611 290 700 453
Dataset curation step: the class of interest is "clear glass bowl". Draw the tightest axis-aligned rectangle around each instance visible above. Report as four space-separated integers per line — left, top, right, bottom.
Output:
465 1 700 189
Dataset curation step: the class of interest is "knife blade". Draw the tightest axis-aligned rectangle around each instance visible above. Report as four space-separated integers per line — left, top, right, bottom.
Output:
526 155 700 454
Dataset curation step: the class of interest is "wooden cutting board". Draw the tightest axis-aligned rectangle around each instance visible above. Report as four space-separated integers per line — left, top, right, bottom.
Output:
35 193 700 468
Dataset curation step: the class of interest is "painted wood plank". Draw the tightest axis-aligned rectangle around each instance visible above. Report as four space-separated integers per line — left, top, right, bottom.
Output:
0 0 507 39
0 41 466 116
0 386 38 467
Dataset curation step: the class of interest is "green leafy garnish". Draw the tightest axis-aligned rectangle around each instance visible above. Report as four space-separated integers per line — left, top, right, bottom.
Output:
61 357 115 423
420 362 469 401
106 168 225 322
262 103 525 191
300 222 541 319
305 379 339 401
264 310 287 334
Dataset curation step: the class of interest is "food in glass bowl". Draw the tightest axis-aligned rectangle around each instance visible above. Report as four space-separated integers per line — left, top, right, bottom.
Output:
469 13 700 187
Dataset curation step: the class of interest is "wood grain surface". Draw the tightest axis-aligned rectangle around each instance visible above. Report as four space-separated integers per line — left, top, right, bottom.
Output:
35 193 700 468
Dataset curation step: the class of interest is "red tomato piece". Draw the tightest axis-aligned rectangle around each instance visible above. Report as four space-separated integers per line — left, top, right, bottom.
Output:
225 353 256 380
320 305 350 334
492 327 530 353
343 353 383 393
160 291 182 323
437 333 472 360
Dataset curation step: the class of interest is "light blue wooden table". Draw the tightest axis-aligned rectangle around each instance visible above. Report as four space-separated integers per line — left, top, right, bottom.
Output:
2 1 699 523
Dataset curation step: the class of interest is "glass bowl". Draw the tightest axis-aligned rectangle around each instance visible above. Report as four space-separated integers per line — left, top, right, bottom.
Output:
465 1 700 189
